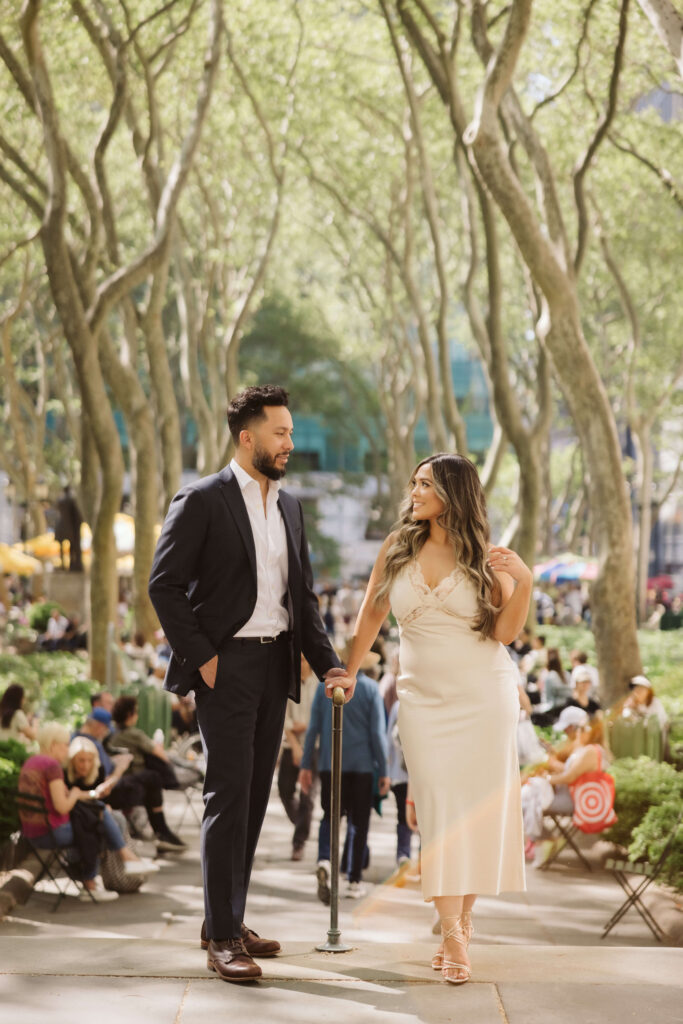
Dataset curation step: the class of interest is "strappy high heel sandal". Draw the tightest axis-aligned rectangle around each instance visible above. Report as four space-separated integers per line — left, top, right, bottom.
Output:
440 914 472 985
431 910 473 970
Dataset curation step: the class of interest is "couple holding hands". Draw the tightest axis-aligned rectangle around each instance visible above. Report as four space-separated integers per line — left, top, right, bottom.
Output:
149 385 530 987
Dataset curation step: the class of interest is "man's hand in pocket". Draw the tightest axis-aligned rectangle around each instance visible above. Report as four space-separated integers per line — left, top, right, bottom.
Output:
199 655 218 688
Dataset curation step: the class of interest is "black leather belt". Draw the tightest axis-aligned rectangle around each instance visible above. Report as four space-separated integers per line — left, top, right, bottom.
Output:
227 632 291 646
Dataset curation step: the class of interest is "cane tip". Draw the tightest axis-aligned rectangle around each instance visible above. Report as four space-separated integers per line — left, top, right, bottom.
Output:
332 685 346 706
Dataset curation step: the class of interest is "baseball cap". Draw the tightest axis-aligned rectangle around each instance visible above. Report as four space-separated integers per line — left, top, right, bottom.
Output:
553 706 589 732
88 707 112 727
629 675 653 691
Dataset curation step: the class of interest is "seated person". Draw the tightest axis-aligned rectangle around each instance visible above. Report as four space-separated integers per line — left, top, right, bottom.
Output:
171 695 198 739
90 691 115 714
522 712 609 861
40 608 69 651
111 695 187 852
75 707 185 851
18 724 153 901
123 632 158 675
622 675 669 729
65 736 158 875
569 650 600 696
564 666 602 716
0 684 38 749
63 613 88 651
540 648 573 709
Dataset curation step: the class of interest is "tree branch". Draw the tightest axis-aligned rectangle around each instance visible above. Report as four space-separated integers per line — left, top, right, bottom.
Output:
573 0 631 273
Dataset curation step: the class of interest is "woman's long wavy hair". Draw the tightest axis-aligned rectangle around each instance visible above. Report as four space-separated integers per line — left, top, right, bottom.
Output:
374 454 499 639
0 684 25 729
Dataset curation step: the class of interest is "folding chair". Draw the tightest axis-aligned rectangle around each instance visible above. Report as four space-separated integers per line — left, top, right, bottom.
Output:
540 770 617 872
14 790 96 911
602 811 682 941
170 734 205 830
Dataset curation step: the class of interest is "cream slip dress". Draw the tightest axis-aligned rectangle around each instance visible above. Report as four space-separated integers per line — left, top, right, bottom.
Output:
390 561 526 900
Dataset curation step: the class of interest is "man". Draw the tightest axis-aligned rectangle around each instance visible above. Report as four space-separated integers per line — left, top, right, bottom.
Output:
299 646 389 902
149 385 343 983
90 691 115 714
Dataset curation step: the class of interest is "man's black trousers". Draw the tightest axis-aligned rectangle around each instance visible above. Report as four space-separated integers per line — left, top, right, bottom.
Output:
195 635 290 940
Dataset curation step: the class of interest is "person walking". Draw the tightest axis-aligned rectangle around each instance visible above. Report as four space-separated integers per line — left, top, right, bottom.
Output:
335 454 529 985
149 385 342 984
278 655 319 861
299 644 389 902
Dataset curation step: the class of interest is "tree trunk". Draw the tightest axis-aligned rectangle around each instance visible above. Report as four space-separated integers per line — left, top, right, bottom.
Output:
143 259 182 511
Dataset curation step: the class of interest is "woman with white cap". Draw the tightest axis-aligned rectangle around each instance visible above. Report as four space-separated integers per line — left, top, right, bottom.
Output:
623 675 669 729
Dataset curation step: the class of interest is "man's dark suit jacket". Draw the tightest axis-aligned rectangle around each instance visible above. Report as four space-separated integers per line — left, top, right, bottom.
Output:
148 466 340 701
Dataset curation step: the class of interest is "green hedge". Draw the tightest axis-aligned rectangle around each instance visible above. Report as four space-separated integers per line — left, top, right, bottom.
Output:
0 652 99 728
606 757 683 891
27 601 63 633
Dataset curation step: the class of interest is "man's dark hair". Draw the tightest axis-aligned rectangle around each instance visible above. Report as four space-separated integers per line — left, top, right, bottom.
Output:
577 651 588 664
227 385 289 444
112 694 138 727
90 692 103 709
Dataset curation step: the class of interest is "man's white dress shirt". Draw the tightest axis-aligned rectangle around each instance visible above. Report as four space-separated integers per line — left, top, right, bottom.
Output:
230 458 290 637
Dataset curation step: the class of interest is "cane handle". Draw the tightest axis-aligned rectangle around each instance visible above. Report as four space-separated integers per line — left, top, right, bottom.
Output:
332 685 346 706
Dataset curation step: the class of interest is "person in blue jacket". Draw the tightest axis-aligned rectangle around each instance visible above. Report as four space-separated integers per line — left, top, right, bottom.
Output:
299 645 389 901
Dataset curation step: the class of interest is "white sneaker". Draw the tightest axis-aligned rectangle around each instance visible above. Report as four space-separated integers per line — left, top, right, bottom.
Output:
123 858 161 875
343 881 366 900
79 883 119 902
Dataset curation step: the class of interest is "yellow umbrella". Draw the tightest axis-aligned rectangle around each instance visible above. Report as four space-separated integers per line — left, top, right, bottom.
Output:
0 543 44 575
20 533 61 559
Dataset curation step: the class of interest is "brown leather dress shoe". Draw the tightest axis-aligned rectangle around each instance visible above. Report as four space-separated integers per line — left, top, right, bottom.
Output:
207 938 262 982
200 920 281 957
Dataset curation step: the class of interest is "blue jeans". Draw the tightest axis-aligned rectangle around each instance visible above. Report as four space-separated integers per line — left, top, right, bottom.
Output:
31 809 126 881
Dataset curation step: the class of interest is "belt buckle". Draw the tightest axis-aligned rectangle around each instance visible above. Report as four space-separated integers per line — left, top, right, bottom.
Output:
260 635 275 644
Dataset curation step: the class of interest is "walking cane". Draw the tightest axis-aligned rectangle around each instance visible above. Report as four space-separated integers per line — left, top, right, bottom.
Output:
316 684 352 952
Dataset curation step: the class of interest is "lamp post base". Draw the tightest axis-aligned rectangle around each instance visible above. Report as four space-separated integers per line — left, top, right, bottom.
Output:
316 929 353 953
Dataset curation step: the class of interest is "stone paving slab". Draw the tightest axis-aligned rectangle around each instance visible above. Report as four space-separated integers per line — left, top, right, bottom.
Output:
0 976 188 1024
179 978 504 1024
497 983 683 1024
1 937 681 986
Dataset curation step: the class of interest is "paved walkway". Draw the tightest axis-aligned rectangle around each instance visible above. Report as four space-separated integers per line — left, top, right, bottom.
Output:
1 786 681 1023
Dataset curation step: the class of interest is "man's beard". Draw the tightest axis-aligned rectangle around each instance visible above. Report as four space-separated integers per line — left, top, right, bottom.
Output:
253 444 287 481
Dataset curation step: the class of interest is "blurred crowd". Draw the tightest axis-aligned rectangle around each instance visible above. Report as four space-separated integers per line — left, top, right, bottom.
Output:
1 570 675 909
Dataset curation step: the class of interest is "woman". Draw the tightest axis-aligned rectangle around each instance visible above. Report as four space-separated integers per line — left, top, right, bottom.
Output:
337 454 530 985
18 725 155 901
0 684 38 747
541 649 572 709
623 675 668 729
566 666 602 715
522 715 611 861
